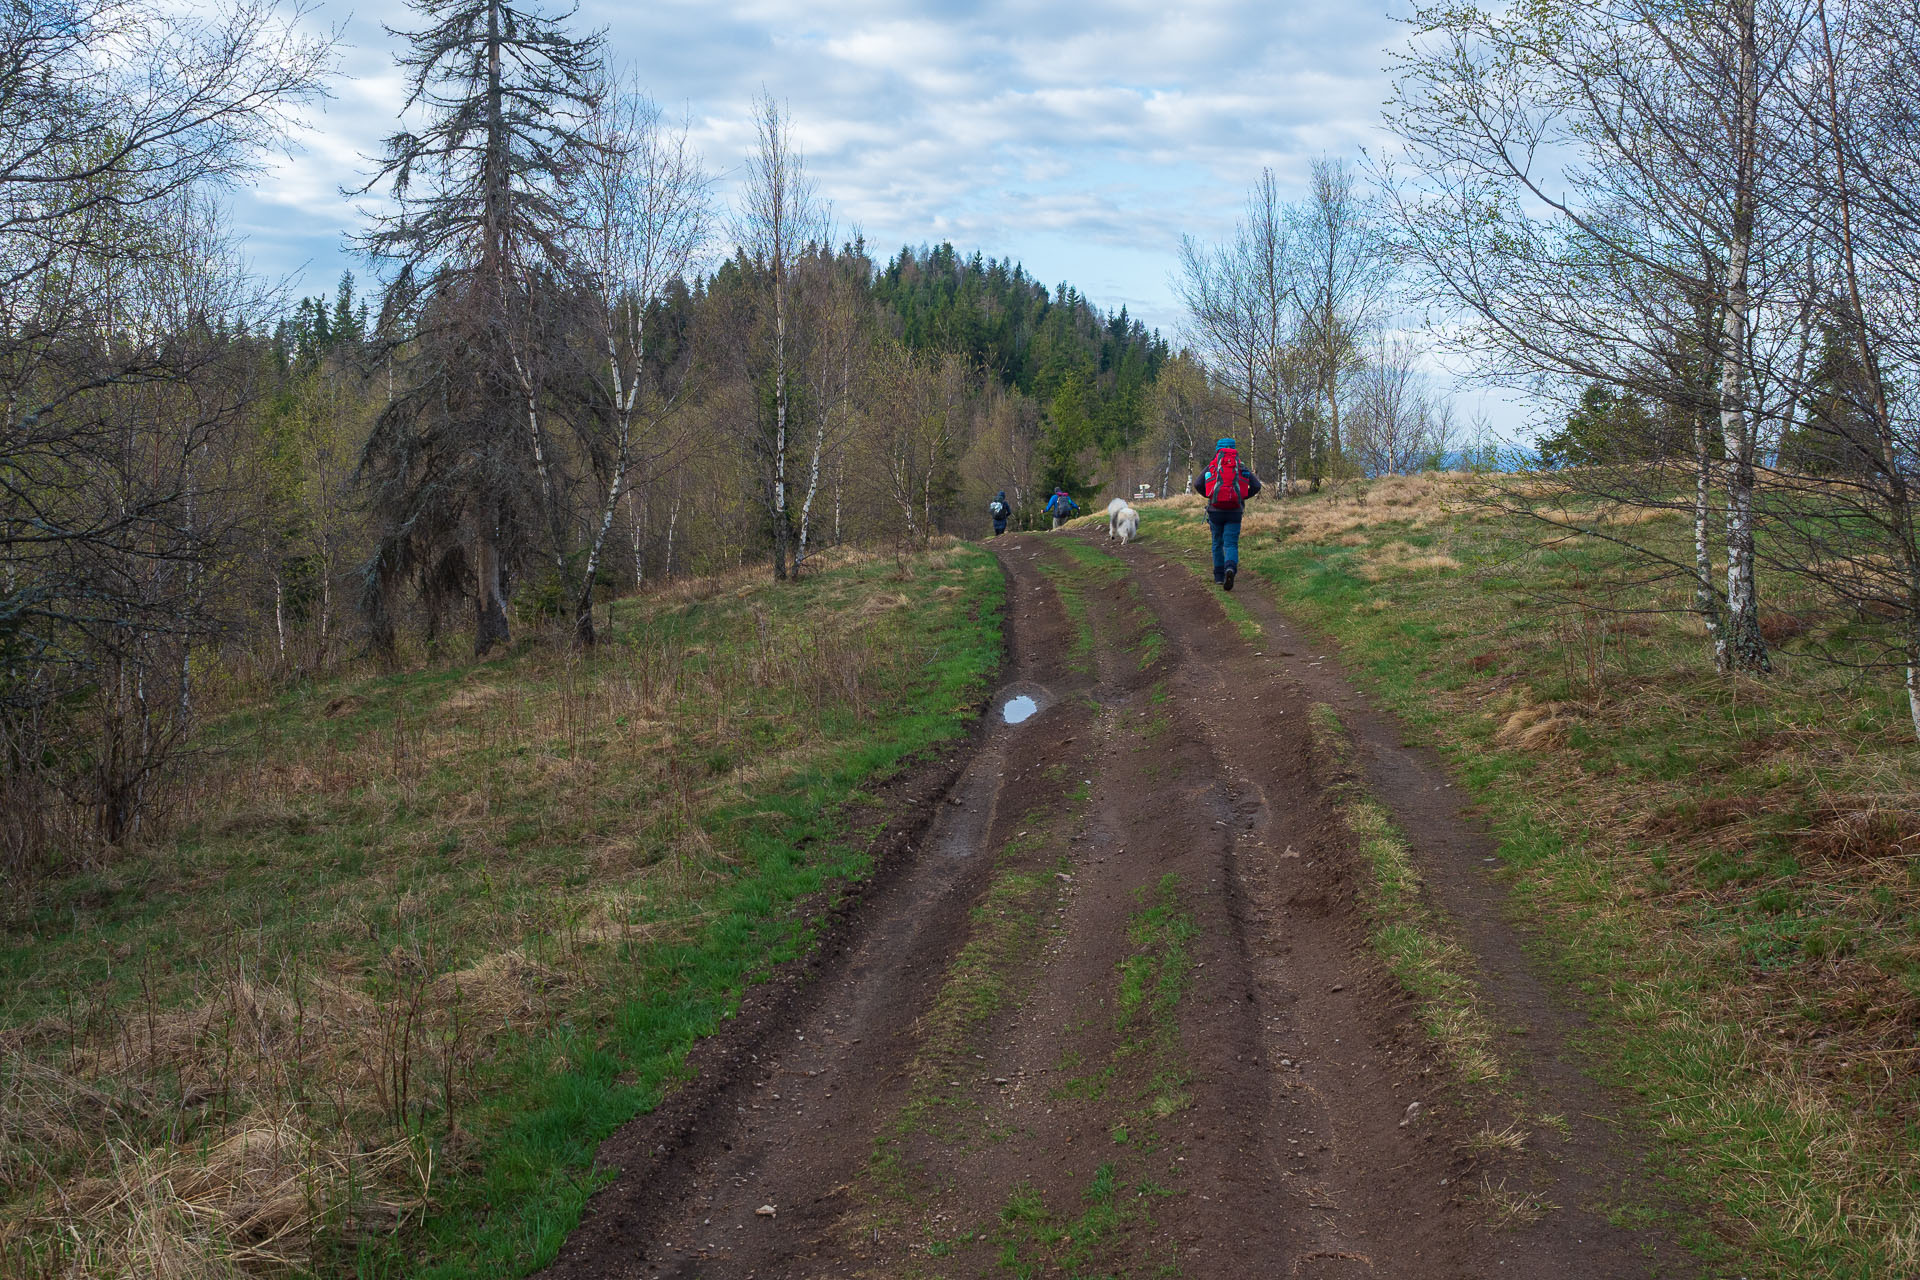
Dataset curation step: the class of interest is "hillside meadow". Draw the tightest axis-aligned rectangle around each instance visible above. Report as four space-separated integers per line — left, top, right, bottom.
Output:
0 542 1002 1278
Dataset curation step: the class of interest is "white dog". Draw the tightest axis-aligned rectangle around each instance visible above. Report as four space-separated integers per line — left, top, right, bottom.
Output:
1115 505 1140 544
1106 497 1130 539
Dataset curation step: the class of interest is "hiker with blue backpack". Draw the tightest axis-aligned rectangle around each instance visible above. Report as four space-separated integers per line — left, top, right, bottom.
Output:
1045 488 1080 529
1191 438 1262 590
989 491 1011 537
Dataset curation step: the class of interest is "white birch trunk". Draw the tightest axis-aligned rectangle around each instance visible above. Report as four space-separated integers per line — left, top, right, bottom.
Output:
773 270 790 579
665 496 679 580
1718 0 1769 674
1694 411 1726 669
628 487 645 589
319 542 331 664
510 349 568 578
797 419 827 572
574 329 642 641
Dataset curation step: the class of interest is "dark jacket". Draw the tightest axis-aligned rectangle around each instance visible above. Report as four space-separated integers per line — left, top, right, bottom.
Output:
1192 466 1262 513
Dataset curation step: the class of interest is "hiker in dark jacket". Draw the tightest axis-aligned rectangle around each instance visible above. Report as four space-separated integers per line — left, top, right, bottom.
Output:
1191 437 1262 590
1044 489 1079 529
989 491 1010 537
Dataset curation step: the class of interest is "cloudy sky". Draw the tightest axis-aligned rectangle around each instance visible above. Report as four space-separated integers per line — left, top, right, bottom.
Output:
230 0 1531 434
239 0 1409 329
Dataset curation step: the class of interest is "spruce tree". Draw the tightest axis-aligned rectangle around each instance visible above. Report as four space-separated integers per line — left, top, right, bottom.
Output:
354 0 602 655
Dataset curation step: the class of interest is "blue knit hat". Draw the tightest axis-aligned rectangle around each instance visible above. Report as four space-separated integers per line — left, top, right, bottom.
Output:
1215 437 1237 449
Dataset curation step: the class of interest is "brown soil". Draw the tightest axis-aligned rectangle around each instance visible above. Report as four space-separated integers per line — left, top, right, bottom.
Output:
537 530 1695 1279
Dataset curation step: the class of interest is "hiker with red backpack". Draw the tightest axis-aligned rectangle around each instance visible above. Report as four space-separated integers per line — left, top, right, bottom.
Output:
1191 437 1262 590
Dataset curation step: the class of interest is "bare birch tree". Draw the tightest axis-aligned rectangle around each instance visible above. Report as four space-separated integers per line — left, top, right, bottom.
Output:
1348 334 1456 476
1176 233 1263 452
1385 0 1819 672
795 245 869 574
569 70 710 642
1293 158 1391 484
738 93 828 581
1241 170 1303 490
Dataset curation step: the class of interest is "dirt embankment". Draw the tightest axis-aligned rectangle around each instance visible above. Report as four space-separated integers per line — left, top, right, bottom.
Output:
539 530 1689 1279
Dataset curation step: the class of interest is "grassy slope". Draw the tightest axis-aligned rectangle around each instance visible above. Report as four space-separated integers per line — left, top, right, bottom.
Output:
1141 482 1920 1277
0 543 1003 1278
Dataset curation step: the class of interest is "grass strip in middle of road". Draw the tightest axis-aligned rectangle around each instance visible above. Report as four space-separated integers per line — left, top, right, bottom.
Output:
861 784 1086 1233
1308 704 1502 1090
992 873 1195 1279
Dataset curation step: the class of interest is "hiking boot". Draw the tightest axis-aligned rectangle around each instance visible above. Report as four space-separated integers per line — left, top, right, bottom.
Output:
1223 565 1236 591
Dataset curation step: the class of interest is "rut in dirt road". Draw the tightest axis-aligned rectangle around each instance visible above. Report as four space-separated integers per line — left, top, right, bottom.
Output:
539 530 1687 1279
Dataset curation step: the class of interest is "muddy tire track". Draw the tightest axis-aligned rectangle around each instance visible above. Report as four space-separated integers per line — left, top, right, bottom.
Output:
539 530 1689 1279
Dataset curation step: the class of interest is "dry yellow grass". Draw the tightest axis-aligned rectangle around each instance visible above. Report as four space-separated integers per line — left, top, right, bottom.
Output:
1262 472 1470 545
1493 702 1581 751
0 550 961 1277
17 1117 424 1279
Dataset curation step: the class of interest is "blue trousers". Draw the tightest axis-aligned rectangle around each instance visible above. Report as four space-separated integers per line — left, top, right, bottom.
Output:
1208 510 1242 580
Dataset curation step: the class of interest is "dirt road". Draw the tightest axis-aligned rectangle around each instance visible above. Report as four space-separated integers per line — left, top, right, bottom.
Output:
539 531 1690 1278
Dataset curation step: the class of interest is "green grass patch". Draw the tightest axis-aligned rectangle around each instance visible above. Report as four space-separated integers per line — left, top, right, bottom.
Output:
989 1161 1170 1280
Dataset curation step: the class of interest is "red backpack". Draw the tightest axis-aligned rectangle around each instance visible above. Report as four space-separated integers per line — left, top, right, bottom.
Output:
1203 446 1250 509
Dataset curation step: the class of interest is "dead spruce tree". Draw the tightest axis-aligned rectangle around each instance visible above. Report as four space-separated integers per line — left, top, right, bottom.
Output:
355 0 602 656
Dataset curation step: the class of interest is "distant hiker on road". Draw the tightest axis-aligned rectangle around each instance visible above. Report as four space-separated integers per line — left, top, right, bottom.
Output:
1192 437 1261 591
1045 489 1080 529
989 491 1010 537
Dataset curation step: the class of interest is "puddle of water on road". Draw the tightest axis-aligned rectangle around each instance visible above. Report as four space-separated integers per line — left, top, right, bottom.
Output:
1001 695 1038 724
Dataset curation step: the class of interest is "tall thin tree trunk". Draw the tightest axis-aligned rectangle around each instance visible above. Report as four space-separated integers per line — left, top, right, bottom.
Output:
1719 0 1769 674
628 487 645 589
319 536 332 666
572 333 643 647
178 460 195 722
1325 382 1342 482
511 354 569 577
797 416 828 574
474 517 511 656
772 266 791 581
1694 409 1726 668
665 496 679 580
1817 0 1919 735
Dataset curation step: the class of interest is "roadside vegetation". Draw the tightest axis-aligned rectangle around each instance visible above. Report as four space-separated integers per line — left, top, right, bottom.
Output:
0 543 1001 1278
1144 479 1920 1276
